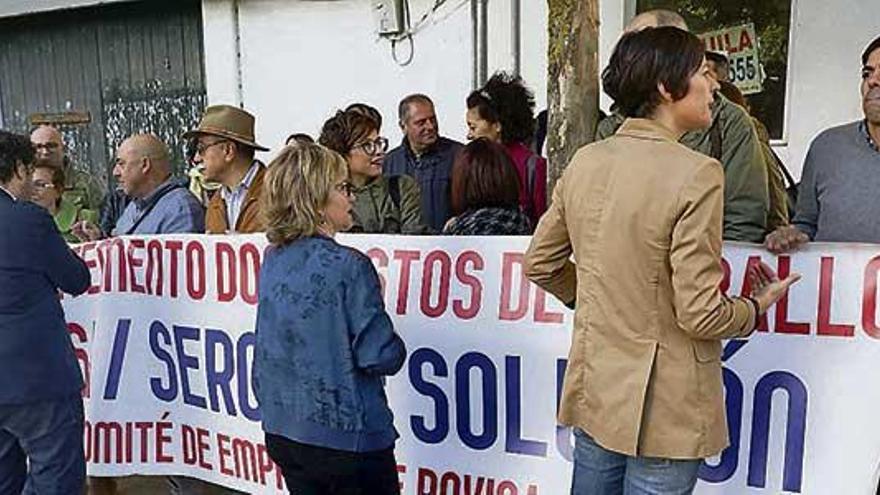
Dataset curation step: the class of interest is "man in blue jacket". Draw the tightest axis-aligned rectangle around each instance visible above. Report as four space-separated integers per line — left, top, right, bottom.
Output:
384 94 463 231
0 130 90 493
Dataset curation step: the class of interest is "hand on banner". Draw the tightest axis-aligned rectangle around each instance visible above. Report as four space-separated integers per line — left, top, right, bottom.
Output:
72 220 103 242
764 225 810 254
747 260 801 314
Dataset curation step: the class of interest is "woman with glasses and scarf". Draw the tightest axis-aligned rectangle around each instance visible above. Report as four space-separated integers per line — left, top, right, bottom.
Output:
443 138 532 235
319 109 429 234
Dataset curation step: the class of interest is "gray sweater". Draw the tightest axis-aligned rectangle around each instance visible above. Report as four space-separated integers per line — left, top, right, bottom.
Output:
794 121 880 242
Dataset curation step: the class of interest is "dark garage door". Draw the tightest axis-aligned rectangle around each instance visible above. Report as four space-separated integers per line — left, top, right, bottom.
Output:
0 0 207 194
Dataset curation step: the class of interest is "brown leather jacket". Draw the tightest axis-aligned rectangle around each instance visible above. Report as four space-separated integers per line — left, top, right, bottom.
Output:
205 165 266 234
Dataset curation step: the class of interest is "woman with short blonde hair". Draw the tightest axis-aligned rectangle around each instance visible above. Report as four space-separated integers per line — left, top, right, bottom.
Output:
262 143 348 244
256 142 406 494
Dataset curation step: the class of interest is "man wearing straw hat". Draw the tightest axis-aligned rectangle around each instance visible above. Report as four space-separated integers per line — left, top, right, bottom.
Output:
185 104 270 234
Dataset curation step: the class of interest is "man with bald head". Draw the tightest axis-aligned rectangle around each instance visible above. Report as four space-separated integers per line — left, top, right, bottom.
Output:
74 135 205 494
597 9 771 243
625 9 687 33
73 134 203 240
30 125 104 213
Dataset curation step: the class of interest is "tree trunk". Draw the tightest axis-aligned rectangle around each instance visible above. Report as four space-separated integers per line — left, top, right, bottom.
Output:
546 0 600 192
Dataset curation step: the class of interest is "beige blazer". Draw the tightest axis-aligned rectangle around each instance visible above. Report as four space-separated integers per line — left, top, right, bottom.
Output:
524 118 756 459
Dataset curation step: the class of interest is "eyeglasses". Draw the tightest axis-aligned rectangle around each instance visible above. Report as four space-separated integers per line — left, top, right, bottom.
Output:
33 142 60 151
32 180 56 190
334 181 356 197
353 137 389 156
195 139 228 155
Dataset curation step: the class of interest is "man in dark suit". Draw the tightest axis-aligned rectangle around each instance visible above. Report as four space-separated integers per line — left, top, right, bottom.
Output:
0 130 90 493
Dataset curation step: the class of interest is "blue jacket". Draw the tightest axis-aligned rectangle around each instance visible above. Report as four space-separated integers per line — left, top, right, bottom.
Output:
113 178 205 235
0 188 90 404
384 136 463 232
255 236 406 452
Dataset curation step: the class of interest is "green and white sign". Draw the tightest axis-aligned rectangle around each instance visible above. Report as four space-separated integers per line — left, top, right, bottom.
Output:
700 23 763 95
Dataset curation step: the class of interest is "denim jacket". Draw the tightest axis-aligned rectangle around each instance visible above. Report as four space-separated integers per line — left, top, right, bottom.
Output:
255 236 406 452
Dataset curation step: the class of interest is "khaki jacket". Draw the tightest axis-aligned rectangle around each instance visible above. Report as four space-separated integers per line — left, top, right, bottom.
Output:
752 117 790 231
206 165 266 234
524 119 756 459
351 175 429 234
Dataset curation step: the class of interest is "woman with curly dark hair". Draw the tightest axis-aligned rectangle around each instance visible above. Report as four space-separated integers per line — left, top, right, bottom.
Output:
466 72 547 227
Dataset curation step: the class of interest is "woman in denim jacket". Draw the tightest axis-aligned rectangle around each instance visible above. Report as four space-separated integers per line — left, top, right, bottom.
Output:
255 143 406 494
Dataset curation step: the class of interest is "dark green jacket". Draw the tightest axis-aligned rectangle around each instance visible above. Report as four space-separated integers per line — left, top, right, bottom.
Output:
752 117 790 231
596 94 769 242
351 175 429 234
63 163 105 213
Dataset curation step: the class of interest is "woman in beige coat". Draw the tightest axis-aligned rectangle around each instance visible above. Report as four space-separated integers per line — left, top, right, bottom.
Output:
524 27 799 495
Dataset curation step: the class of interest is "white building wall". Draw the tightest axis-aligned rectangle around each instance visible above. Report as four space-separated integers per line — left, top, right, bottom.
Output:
203 0 475 153
202 0 879 177
780 0 879 175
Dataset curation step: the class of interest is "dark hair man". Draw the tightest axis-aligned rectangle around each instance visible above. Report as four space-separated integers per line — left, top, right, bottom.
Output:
705 50 731 83
0 130 90 493
766 35 880 251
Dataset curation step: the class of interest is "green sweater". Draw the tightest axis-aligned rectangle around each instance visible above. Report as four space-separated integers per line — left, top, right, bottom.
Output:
62 164 105 213
596 94 769 242
351 175 429 234
53 198 97 243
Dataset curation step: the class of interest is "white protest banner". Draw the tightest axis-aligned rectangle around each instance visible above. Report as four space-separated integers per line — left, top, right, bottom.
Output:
699 23 763 95
62 234 880 493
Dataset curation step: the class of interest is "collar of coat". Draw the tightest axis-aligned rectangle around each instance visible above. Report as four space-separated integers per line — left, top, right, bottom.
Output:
207 162 266 230
0 184 15 201
616 118 680 143
608 93 729 140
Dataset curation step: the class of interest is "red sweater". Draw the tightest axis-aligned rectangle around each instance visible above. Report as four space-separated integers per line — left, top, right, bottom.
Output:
505 141 547 226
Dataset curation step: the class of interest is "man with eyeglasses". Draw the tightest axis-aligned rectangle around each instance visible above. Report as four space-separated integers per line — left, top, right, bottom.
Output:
30 165 99 243
765 35 880 252
30 125 104 215
185 105 269 234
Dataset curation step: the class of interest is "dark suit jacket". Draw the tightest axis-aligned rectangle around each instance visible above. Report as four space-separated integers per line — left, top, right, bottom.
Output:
0 188 90 404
